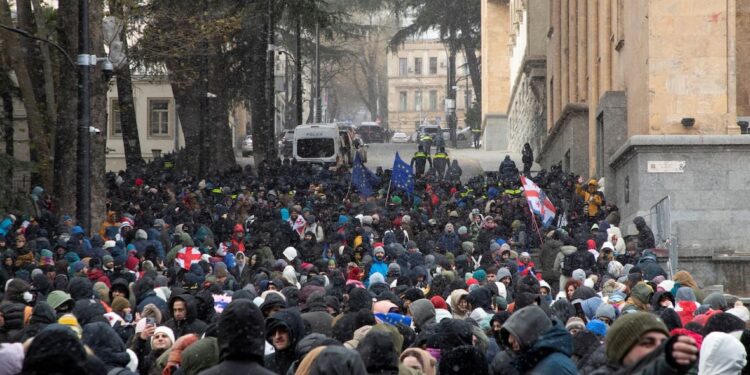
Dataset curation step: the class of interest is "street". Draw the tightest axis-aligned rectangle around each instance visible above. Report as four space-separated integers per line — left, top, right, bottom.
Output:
237 141 513 181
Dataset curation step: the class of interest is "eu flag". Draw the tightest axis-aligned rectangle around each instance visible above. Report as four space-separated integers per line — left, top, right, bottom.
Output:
391 152 414 195
351 152 374 197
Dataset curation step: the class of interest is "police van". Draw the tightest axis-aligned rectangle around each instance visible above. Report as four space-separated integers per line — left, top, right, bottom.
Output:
293 123 356 168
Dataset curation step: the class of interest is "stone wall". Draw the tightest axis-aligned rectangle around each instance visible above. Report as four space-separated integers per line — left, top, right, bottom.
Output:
508 61 547 154
609 135 750 295
537 104 589 177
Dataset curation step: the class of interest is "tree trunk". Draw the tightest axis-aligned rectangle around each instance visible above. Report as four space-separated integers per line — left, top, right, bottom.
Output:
169 81 202 176
89 0 108 229
462 36 481 112
110 0 143 172
30 0 57 128
207 55 235 168
15 0 48 115
53 0 78 218
0 0 53 190
1 64 13 183
249 20 271 162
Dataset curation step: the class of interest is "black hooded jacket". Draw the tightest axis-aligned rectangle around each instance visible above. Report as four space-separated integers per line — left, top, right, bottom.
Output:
357 330 399 375
67 277 94 300
81 321 134 372
22 324 88 375
264 309 307 375
199 299 274 375
164 294 208 338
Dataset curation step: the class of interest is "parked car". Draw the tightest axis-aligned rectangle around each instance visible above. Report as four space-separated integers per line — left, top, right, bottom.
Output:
278 129 295 158
241 135 253 156
356 122 386 143
391 132 409 143
456 127 472 140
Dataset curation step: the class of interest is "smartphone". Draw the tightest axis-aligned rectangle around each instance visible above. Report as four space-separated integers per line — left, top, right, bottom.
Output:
573 302 587 323
146 317 156 326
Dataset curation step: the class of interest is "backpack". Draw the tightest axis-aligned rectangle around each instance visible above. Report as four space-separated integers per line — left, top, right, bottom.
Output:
562 251 582 277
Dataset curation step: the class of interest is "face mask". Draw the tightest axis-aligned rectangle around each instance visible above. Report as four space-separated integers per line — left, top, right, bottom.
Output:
23 291 33 303
124 312 133 322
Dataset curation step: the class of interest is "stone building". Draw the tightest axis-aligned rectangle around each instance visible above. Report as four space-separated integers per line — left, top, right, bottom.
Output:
386 38 475 134
483 0 750 294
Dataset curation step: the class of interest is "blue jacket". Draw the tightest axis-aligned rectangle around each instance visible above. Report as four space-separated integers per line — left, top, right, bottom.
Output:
368 260 388 282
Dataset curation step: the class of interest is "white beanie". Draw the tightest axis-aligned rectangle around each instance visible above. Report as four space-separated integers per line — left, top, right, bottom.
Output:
135 229 148 240
151 326 175 346
727 301 750 322
103 240 116 249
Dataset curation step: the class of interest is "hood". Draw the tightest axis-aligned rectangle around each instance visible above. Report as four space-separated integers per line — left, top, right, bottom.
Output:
703 292 728 311
699 332 747 374
501 305 552 349
169 293 198 322
347 287 373 312
466 286 492 310
429 318 473 351
308 345 368 375
674 287 697 303
67 277 94 301
81 321 131 368
560 245 577 256
283 265 299 287
408 299 436 329
30 302 56 325
265 309 307 349
23 324 87 374
217 299 265 361
581 296 603 320
526 319 573 356
449 289 469 312
357 329 399 373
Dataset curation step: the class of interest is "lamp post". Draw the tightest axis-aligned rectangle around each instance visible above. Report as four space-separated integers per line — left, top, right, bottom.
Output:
76 0 91 235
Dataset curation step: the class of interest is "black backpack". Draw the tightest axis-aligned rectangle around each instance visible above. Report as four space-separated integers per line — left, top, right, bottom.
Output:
562 251 582 277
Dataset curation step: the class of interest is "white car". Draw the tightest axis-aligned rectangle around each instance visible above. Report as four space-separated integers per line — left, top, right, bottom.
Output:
241 135 253 156
391 132 409 143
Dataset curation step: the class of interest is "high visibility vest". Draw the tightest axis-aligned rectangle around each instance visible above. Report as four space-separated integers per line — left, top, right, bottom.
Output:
414 152 427 158
420 135 433 142
434 153 448 159
471 128 482 133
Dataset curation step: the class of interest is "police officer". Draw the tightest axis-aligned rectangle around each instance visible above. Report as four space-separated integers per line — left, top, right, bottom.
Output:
472 126 482 149
410 145 432 179
431 147 450 181
420 132 433 155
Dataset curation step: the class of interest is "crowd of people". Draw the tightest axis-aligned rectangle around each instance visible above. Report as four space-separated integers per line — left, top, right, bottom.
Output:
0 152 748 375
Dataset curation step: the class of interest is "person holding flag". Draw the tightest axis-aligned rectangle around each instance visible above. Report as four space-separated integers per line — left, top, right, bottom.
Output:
391 152 415 197
520 175 557 228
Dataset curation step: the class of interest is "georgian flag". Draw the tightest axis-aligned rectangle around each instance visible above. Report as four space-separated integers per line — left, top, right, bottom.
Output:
176 246 202 270
520 176 557 226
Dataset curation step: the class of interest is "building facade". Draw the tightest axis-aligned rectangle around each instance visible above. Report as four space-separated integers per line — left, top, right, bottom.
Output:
386 39 475 134
483 0 750 294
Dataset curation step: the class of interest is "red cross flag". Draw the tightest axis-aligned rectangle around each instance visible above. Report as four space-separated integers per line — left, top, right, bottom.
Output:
176 246 202 270
520 176 557 227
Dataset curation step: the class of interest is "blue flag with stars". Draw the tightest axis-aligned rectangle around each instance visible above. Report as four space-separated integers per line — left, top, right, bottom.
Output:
351 152 374 197
391 152 414 195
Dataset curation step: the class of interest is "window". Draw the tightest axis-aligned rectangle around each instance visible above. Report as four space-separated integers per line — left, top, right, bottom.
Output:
297 138 335 158
399 58 407 76
110 99 123 136
414 90 422 111
414 57 422 75
429 90 437 110
148 99 170 136
152 149 162 158
429 57 438 74
399 91 408 111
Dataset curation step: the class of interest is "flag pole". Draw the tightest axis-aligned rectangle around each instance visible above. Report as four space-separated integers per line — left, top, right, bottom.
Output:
385 179 392 204
520 175 546 246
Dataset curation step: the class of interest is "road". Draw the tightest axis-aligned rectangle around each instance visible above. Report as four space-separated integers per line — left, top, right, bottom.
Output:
237 141 495 180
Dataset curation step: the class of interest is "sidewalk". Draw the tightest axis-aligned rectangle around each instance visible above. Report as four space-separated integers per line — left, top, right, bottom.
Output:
446 146 540 173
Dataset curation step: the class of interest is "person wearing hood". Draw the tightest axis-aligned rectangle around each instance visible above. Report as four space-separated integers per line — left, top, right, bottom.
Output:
449 289 470 319
400 347 436 375
264 308 307 375
495 305 577 374
133 276 168 315
437 223 461 255
698 331 747 374
366 246 388 287
81 321 135 374
299 231 322 264
164 293 207 338
673 270 704 303
301 291 334 337
636 250 666 281
553 239 578 292
633 216 656 251
199 299 274 375
22 324 88 374
282 265 301 289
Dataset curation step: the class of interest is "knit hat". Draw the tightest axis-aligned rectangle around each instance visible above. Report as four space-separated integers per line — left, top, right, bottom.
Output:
457 226 468 235
47 290 73 310
152 326 175 346
111 296 130 312
605 312 669 364
102 255 114 265
58 314 82 337
630 282 653 305
726 301 750 322
103 240 116 250
595 303 616 321
373 246 385 256
586 319 608 337
571 269 586 281
430 296 448 310
565 317 586 332
472 269 487 282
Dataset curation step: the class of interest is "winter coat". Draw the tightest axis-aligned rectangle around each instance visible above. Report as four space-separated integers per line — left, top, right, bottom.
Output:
22 324 88 374
264 309 307 375
634 216 656 250
164 294 208 338
698 332 747 374
511 320 577 375
553 245 577 278
81 321 135 373
305 345 368 375
437 232 461 255
449 289 470 319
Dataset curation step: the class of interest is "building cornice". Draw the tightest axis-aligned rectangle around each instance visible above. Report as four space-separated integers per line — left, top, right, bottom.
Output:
537 102 588 161
506 55 546 113
608 134 750 169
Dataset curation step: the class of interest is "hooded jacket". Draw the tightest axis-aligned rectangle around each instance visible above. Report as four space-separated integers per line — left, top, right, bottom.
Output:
22 324 88 375
511 318 577 375
449 289 470 319
198 299 274 375
264 309 307 375
164 294 207 338
408 299 436 331
357 329 400 375
306 345 368 375
81 321 132 371
699 332 747 374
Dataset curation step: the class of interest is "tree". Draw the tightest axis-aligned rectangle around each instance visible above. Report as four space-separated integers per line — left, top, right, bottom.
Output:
388 0 481 113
